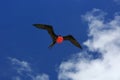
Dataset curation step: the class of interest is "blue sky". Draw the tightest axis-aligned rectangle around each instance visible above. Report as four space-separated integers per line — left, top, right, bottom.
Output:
0 0 120 80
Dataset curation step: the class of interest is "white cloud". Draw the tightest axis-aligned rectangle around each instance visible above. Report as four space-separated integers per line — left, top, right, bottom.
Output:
9 57 32 74
58 9 120 80
9 57 49 80
33 74 49 80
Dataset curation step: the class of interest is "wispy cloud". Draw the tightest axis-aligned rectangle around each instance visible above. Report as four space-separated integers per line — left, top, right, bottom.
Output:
58 9 120 80
113 0 120 4
9 57 32 74
114 0 120 2
12 76 21 80
9 57 49 80
33 74 49 80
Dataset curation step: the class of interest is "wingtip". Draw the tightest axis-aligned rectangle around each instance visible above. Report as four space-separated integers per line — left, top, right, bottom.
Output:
32 24 37 26
80 47 83 49
79 46 83 49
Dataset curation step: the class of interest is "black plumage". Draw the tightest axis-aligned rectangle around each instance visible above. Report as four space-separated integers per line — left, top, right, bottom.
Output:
33 24 82 49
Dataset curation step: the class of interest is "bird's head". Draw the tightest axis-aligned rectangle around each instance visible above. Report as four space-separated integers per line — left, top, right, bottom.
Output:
56 35 64 43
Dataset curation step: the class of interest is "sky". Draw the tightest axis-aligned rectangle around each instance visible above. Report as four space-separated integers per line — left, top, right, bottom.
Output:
0 0 120 80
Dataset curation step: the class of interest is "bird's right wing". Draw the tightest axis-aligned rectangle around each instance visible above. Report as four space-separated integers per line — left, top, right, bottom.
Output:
63 35 82 49
33 24 57 40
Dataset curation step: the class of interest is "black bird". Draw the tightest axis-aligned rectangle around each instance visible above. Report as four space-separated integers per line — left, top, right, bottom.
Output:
33 24 82 49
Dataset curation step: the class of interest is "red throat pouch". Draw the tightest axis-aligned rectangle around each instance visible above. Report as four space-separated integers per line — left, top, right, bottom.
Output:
56 36 63 43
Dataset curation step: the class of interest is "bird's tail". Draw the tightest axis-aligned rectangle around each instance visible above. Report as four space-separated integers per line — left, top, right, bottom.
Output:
48 41 56 48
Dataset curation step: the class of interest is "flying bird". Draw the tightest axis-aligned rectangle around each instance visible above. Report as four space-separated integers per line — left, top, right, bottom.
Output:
33 24 82 49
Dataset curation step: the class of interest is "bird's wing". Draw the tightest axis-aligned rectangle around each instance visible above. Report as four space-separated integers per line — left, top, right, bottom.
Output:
63 35 82 49
33 24 57 40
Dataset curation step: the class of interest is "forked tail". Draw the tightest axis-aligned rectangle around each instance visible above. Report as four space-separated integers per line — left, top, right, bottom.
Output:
48 41 56 48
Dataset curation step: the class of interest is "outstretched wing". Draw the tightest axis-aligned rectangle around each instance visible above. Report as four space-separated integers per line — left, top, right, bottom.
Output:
63 35 82 49
33 24 57 40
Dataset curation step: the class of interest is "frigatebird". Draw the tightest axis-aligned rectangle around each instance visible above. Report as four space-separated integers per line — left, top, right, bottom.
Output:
33 24 82 49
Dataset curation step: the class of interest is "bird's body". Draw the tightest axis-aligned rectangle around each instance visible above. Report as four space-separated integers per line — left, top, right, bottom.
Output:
33 24 82 49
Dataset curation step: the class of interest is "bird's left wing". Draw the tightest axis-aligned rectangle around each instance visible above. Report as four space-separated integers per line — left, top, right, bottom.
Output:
63 35 82 49
33 24 57 40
